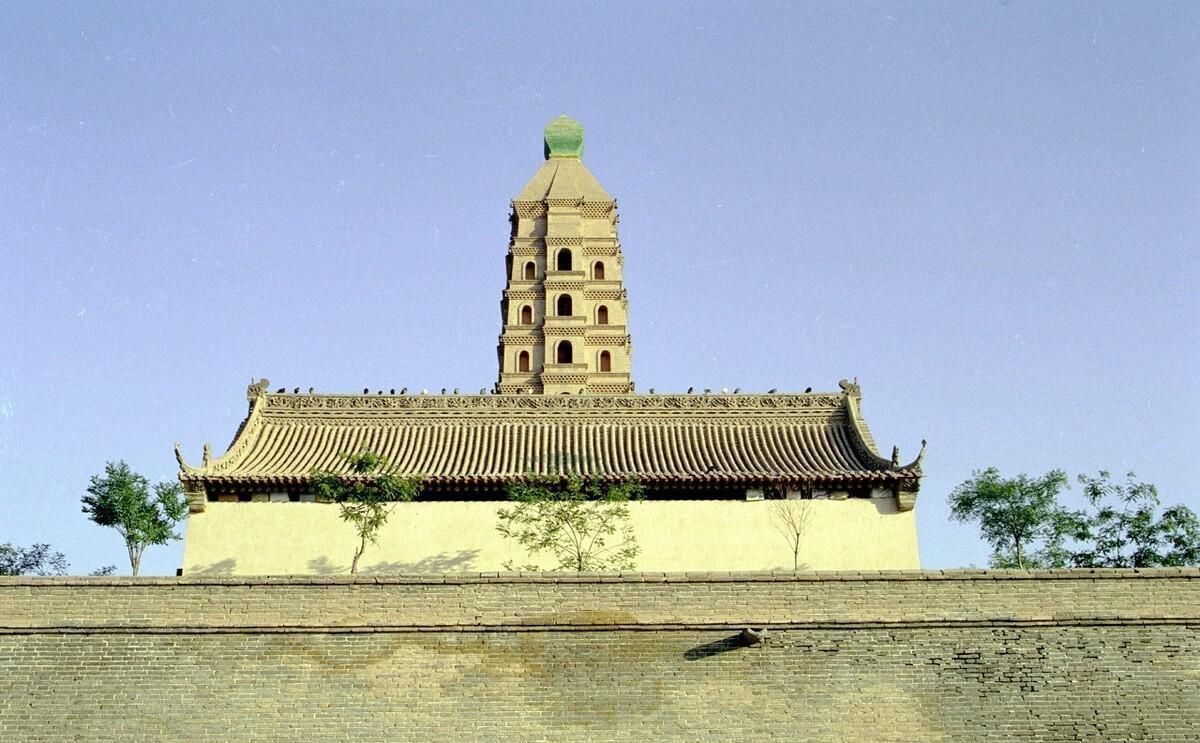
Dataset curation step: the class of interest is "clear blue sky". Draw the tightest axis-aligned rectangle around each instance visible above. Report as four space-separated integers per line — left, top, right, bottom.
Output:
2 2 1196 575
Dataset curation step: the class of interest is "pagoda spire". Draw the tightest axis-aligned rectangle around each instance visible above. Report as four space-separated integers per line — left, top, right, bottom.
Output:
496 116 634 395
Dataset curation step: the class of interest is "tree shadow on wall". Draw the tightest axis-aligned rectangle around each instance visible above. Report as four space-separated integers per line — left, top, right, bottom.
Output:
304 550 481 575
306 556 345 575
768 563 812 572
185 559 238 576
364 550 481 574
684 633 758 661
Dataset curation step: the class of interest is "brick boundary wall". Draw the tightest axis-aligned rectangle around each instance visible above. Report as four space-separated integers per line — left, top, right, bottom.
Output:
2 570 1198 741
4 568 1198 631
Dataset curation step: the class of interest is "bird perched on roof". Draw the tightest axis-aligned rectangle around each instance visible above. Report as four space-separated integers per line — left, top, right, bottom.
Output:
400 387 408 394
420 388 428 395
363 388 369 394
390 388 395 395
648 388 655 394
441 388 447 395
276 387 285 393
453 387 460 395
308 387 314 394
733 387 741 394
703 389 711 394
479 388 487 395
768 388 778 394
687 386 694 394
804 387 812 393
293 387 300 394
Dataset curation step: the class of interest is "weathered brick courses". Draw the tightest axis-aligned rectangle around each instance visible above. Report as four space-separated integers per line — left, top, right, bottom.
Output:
1 570 1197 741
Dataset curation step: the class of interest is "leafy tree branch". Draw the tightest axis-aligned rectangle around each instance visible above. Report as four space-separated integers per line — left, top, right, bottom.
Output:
0 543 69 576
81 461 189 576
1058 471 1200 567
949 467 1200 568
310 451 421 574
949 468 1069 569
497 474 643 572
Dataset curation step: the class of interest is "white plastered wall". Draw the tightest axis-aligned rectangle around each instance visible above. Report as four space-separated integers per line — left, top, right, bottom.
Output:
182 499 919 575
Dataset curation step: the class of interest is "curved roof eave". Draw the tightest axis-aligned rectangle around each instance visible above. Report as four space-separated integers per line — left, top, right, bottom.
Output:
841 381 926 478
176 377 271 480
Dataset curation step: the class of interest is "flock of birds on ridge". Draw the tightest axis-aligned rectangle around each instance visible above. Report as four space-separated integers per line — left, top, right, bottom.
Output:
272 386 816 396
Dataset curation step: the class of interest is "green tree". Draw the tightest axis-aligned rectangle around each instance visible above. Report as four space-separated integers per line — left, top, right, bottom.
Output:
0 543 69 576
310 451 421 574
1059 471 1200 567
497 474 643 571
82 461 189 576
948 467 1069 569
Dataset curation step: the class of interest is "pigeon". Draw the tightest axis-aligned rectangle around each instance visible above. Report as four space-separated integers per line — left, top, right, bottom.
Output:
480 388 487 395
441 388 447 395
363 388 369 394
421 388 429 395
400 387 408 394
687 386 694 394
768 388 778 394
293 387 300 394
390 388 395 395
276 387 285 393
721 387 729 394
649 388 655 394
308 387 314 394
704 389 711 395
733 387 741 394
804 387 812 393
453 387 460 395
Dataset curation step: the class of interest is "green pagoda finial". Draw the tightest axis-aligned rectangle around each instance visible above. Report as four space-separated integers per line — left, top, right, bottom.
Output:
544 115 584 160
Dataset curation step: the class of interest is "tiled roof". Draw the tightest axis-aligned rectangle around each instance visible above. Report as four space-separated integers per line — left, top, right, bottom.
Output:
176 382 924 495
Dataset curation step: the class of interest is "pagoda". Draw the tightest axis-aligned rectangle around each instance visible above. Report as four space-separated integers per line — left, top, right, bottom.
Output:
175 117 925 575
497 115 633 395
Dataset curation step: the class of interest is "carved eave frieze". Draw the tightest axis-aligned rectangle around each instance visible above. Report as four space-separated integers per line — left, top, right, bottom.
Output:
499 334 544 346
504 289 545 301
513 201 547 218
583 289 624 301
578 201 615 218
257 391 848 415
584 334 631 346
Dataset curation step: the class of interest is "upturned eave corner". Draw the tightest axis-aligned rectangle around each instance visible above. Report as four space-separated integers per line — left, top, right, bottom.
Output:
840 380 926 512
173 442 208 513
174 440 200 476
173 377 272 512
